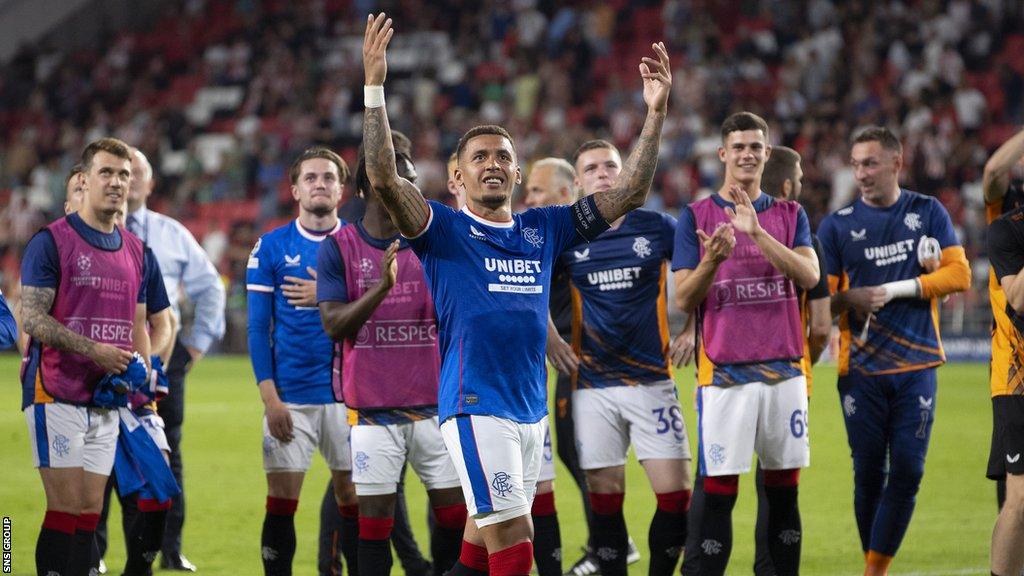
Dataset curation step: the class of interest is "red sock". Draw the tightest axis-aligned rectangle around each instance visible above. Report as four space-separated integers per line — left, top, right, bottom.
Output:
655 489 692 513
489 541 533 576
531 491 556 516
41 510 77 535
433 503 468 530
76 512 100 532
358 516 394 540
138 498 172 512
459 540 489 571
266 496 298 516
704 475 739 495
588 492 625 515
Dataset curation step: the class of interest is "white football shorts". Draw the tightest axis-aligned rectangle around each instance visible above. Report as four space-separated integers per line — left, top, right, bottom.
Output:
262 402 351 472
574 380 692 470
696 375 810 477
350 416 461 496
440 414 546 527
26 403 119 474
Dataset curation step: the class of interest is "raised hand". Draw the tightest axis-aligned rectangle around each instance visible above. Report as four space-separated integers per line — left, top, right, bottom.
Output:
723 184 762 236
697 223 735 264
640 42 672 114
363 13 394 86
379 239 399 291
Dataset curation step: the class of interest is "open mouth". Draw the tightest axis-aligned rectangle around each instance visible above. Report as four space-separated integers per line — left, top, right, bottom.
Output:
483 176 504 187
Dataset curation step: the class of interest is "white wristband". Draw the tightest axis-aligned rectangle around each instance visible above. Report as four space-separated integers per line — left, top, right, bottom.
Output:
364 85 385 108
881 278 920 301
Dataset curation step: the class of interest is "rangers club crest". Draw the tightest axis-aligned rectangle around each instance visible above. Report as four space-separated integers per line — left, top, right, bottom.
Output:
904 212 922 231
522 227 543 248
491 471 514 496
632 236 652 258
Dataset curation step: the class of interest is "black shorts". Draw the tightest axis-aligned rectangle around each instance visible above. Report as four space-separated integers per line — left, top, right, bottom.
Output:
987 395 1024 480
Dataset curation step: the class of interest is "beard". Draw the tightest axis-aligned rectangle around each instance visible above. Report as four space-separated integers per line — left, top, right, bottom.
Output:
303 197 336 217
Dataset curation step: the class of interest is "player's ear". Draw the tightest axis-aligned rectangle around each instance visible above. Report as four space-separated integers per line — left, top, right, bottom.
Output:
782 179 792 201
764 144 772 159
718 146 726 163
291 184 300 202
514 164 522 185
892 151 903 173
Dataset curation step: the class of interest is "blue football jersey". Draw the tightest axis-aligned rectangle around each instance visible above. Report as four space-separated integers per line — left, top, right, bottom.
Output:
560 209 676 388
247 219 342 403
409 201 583 423
818 190 960 376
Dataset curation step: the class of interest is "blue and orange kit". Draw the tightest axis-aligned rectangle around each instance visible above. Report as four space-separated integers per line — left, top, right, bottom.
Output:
560 209 675 389
818 190 969 377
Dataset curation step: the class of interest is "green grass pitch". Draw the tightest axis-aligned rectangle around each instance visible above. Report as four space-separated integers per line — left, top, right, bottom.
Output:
0 355 994 575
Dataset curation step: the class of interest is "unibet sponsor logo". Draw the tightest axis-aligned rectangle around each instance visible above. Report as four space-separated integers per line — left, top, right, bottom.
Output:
484 258 543 294
586 267 641 291
864 239 915 267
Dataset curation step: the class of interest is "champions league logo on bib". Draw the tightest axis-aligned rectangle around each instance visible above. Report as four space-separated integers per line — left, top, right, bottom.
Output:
70 252 131 296
77 253 92 273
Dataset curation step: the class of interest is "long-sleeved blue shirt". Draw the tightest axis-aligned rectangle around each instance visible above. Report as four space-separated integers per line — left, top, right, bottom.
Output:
125 206 225 353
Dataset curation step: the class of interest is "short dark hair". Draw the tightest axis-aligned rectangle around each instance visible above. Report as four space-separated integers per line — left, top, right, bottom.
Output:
356 131 413 196
572 139 618 168
64 163 84 190
761 146 801 199
720 112 770 142
852 126 902 154
289 146 350 184
81 138 132 171
455 125 516 161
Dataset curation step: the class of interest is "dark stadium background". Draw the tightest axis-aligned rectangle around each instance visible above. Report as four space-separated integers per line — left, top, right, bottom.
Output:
0 0 1020 358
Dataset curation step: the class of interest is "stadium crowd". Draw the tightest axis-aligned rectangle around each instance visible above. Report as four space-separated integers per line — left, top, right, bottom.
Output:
0 0 1022 349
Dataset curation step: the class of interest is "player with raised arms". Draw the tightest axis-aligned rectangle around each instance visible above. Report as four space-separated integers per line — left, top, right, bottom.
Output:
817 127 970 575
673 112 819 576
21 137 152 576
982 126 1024 576
247 146 358 576
361 13 671 576
317 133 466 576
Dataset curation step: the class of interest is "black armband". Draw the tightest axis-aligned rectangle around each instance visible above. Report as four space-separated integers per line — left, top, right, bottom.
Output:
571 195 610 242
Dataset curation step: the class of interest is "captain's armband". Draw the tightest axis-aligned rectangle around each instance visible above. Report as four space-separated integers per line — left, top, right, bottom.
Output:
571 195 610 242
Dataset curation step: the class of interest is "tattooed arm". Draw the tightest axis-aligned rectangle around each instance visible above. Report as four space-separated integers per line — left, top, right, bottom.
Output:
21 285 133 373
593 42 672 223
362 14 430 237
